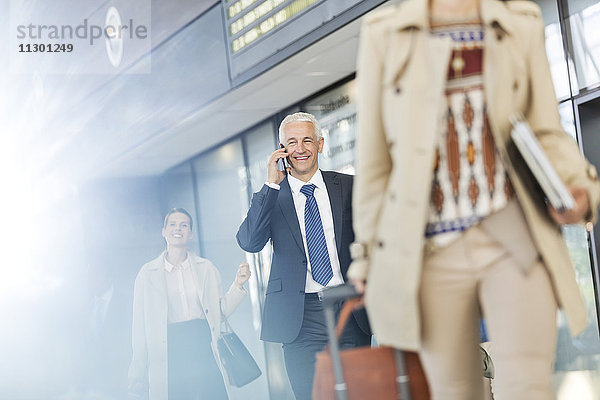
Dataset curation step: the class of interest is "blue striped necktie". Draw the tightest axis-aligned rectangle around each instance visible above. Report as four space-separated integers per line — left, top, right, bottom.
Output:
300 184 333 286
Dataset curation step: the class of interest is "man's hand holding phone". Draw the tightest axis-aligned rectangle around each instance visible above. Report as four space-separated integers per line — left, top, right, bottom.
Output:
267 145 291 185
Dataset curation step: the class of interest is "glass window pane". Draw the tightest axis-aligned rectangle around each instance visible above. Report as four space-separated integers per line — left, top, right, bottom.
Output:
535 0 574 99
556 225 600 400
246 120 277 194
304 80 357 174
554 95 600 399
191 140 270 400
558 100 577 140
547 23 574 99
193 140 247 265
243 121 276 306
563 0 600 92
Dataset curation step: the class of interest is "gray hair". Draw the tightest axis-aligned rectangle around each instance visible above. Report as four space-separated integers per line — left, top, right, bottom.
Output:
278 112 322 143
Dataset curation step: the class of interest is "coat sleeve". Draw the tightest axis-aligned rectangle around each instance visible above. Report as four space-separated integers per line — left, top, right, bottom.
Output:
347 19 393 281
525 13 600 223
128 270 148 386
236 184 279 253
206 261 246 317
221 282 247 317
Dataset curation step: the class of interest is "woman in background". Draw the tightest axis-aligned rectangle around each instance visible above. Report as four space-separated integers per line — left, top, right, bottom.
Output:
128 208 251 399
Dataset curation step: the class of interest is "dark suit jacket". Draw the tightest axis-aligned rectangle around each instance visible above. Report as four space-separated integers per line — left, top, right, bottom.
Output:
237 170 370 343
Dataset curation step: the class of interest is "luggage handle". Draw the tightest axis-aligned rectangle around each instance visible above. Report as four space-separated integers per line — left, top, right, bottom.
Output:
318 284 363 340
319 284 413 400
334 297 364 339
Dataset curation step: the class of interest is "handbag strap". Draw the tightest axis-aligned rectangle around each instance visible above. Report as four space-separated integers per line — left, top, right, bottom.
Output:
219 300 234 334
334 297 364 339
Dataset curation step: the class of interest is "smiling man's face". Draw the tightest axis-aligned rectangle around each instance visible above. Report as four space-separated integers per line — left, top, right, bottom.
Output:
282 121 324 182
162 212 193 248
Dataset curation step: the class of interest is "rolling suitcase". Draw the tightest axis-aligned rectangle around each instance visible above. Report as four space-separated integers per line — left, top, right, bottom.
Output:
313 284 430 400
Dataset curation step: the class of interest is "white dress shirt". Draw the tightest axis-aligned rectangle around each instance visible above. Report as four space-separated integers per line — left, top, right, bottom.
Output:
164 254 205 323
285 170 345 293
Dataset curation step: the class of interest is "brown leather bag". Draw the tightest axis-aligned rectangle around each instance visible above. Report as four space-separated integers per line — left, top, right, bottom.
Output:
313 298 430 400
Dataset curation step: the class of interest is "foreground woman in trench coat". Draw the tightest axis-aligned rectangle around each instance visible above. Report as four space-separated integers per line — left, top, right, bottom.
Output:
128 208 250 399
348 0 600 399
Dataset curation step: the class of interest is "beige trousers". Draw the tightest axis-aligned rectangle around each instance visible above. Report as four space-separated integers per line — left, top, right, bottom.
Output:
419 222 558 400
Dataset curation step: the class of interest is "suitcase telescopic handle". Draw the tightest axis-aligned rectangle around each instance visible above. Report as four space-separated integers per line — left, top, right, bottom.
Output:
318 284 361 306
318 285 363 400
319 284 413 400
319 284 364 339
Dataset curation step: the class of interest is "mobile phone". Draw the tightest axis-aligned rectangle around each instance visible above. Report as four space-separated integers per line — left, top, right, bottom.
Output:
277 144 290 171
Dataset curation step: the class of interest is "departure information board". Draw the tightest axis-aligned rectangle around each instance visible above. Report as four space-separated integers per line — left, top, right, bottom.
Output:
224 0 323 54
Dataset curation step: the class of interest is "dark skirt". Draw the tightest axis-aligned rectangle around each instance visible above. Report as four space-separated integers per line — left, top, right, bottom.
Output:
167 318 228 400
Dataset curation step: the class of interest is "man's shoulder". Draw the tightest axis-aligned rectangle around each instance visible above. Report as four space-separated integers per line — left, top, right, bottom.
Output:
322 170 354 182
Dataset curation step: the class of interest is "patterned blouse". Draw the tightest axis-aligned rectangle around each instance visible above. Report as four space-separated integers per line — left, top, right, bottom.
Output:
425 17 514 249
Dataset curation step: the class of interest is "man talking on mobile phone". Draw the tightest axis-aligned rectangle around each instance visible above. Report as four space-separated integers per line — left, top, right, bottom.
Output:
236 112 371 400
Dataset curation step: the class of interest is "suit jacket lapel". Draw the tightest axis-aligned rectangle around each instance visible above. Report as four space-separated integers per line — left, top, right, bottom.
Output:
323 171 342 253
278 177 305 252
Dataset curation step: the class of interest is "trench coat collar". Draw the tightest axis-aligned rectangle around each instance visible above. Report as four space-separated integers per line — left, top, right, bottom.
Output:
388 0 515 37
148 250 200 270
147 251 167 296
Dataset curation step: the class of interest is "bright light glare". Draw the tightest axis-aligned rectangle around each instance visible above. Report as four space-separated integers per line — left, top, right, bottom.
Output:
556 371 595 400
338 119 350 132
0 73 67 304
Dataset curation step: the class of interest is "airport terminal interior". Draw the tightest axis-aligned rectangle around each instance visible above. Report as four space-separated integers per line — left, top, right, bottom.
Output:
2 0 600 398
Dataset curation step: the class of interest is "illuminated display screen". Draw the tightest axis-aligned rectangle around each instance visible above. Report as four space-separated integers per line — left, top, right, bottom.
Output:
229 0 286 35
228 0 267 20
228 0 321 53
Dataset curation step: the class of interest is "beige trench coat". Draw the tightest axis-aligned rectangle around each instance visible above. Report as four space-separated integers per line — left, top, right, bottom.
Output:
128 252 247 400
348 0 600 351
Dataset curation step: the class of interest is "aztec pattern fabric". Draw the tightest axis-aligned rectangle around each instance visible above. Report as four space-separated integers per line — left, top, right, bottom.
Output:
300 184 334 286
425 19 514 248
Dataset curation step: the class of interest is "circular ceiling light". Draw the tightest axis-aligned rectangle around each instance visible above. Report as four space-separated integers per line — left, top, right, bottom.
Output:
105 7 123 68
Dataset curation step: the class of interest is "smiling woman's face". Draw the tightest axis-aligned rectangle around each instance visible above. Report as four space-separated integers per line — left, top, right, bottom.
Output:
162 212 193 248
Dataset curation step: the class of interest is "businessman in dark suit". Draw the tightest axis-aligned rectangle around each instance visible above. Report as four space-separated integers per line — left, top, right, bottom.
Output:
237 112 370 400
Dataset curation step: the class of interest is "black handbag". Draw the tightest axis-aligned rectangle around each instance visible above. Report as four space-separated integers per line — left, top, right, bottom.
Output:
217 312 262 387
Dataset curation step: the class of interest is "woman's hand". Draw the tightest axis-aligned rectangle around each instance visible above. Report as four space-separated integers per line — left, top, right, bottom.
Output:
235 262 251 288
548 186 590 225
350 278 366 295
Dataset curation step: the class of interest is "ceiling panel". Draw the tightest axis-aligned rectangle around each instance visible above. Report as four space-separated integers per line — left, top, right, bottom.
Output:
94 17 362 178
2 0 383 191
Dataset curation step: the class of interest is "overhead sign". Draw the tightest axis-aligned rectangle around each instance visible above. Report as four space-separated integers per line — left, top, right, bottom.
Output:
225 0 322 54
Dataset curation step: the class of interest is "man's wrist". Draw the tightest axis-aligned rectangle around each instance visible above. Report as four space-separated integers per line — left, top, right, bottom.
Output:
265 181 281 190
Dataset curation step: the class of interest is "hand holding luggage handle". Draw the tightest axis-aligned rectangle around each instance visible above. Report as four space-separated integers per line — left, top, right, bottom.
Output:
318 285 417 400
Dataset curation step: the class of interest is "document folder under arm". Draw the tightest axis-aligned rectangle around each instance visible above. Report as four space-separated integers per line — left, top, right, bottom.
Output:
509 114 575 212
